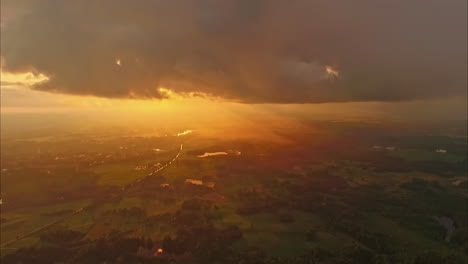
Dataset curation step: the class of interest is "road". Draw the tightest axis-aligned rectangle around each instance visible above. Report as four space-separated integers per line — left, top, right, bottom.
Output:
1 139 190 249
0 208 84 249
125 141 185 188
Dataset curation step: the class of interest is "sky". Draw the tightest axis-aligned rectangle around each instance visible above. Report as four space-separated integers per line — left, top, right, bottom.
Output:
0 0 466 121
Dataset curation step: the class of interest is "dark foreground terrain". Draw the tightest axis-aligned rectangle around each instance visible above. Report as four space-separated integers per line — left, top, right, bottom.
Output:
1 117 467 264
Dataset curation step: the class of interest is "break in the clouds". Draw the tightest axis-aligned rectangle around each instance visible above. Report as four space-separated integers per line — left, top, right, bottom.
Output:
1 0 466 103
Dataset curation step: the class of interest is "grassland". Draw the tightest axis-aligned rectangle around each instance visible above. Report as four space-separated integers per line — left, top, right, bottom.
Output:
1 121 466 263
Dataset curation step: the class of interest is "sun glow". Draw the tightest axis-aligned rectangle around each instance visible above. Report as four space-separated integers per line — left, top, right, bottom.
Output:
325 66 340 78
0 71 49 87
158 87 173 97
177 130 194 136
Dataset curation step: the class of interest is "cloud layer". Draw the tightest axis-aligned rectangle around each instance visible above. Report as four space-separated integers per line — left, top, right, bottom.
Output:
1 0 466 103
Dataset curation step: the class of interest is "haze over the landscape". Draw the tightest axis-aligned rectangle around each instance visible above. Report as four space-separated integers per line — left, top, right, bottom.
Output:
0 1 467 264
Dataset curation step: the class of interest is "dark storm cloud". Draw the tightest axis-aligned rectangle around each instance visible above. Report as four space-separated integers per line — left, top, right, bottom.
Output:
1 0 466 103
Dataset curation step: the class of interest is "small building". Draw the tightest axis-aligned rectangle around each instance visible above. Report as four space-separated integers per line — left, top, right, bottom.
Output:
185 179 203 185
435 149 447 153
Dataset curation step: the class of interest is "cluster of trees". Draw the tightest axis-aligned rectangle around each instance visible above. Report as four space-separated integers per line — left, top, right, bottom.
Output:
76 235 155 263
335 223 393 255
202 246 465 264
3 182 466 264
235 189 284 216
162 225 242 260
2 246 72 264
356 152 467 176
3 234 465 264
144 199 218 230
104 207 147 218
39 229 85 245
